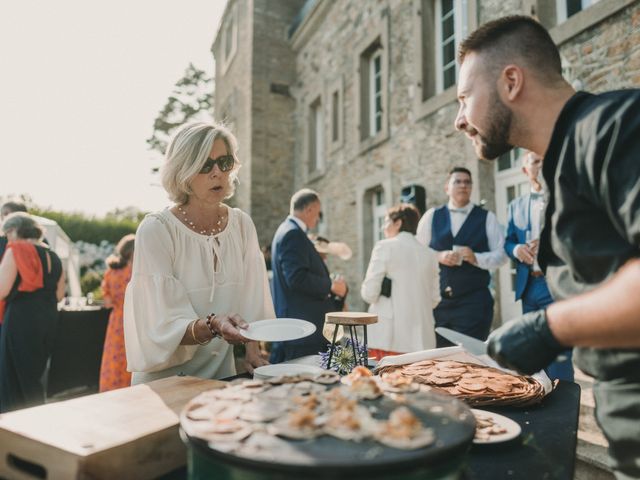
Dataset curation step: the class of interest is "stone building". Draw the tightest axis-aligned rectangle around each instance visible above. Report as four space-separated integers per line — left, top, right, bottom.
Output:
212 0 640 323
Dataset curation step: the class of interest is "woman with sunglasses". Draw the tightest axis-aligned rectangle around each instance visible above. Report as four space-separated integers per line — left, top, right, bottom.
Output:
124 122 273 384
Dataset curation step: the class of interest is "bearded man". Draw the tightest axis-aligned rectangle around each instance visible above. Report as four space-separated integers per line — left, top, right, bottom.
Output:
455 15 640 478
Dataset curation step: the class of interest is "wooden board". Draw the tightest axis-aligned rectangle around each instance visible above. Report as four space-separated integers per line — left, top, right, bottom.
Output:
0 375 225 480
325 312 378 325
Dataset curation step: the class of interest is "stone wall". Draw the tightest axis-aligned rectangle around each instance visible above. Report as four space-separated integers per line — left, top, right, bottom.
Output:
213 0 640 316
213 0 255 214
250 0 305 246
291 0 491 311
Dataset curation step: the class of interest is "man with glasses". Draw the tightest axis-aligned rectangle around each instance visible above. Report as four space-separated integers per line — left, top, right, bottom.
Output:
270 189 348 362
417 167 507 347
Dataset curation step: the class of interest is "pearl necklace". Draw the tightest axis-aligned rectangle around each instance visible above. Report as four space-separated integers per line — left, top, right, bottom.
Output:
177 204 227 236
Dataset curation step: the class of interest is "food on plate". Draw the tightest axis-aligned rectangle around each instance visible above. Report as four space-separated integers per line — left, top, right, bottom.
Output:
181 371 452 453
348 376 383 400
377 359 546 407
375 406 435 449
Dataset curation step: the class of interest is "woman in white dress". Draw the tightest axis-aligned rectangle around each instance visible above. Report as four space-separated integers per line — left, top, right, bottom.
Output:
361 204 440 360
124 122 274 384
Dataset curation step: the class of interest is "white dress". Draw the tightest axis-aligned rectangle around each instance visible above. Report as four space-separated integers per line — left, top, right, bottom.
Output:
360 232 440 353
123 207 275 384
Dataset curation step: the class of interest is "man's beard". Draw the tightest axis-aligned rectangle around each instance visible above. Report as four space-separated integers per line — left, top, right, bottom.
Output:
475 91 513 160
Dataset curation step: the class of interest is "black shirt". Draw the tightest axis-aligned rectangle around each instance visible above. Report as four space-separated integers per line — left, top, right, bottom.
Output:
539 90 640 380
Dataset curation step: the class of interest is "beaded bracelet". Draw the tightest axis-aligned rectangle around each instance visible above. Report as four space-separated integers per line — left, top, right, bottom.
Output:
190 320 211 346
205 313 220 339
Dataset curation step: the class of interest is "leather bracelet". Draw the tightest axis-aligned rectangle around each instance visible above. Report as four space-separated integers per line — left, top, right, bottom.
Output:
190 320 211 346
205 313 220 339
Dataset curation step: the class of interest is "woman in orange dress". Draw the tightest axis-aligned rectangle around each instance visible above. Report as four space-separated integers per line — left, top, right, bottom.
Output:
99 234 135 391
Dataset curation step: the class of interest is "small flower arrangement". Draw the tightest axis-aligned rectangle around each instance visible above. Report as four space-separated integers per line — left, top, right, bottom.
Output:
319 338 367 375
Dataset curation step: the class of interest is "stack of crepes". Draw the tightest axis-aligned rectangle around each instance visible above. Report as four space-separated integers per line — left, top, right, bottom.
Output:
376 359 546 407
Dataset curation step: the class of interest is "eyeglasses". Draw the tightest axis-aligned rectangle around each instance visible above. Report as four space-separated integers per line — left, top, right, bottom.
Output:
199 155 235 174
452 179 472 186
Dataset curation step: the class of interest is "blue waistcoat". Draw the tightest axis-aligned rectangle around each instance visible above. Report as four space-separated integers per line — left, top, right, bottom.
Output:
429 205 490 298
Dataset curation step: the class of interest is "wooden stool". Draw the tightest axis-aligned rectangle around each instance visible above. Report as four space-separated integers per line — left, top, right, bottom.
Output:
325 312 378 369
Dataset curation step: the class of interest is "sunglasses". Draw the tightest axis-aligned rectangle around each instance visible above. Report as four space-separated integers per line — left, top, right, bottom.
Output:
199 154 235 174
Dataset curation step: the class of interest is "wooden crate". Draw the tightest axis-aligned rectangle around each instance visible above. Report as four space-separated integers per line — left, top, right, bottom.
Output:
0 375 225 480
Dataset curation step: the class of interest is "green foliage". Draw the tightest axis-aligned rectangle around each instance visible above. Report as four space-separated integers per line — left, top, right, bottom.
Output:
30 207 142 244
80 270 102 296
147 63 214 156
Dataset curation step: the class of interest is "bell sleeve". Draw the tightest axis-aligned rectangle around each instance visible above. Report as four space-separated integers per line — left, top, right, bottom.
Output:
124 215 199 373
237 212 275 322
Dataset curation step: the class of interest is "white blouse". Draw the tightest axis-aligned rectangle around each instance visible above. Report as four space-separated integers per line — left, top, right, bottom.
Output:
360 232 440 353
123 207 275 384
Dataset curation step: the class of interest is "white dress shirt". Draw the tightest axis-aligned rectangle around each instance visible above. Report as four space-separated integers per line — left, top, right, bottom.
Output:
361 232 440 352
416 201 507 271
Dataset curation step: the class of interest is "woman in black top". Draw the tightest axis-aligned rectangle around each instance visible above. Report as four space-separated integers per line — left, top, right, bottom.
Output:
0 213 65 412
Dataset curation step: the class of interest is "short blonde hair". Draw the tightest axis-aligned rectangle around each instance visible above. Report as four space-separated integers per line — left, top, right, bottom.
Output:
161 122 241 205
1 212 43 240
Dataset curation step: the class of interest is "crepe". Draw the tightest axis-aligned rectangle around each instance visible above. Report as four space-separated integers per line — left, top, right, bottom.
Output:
377 359 546 407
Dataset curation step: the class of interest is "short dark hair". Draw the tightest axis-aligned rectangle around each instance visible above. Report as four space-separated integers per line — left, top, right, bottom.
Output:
459 15 562 82
387 204 420 235
1 201 28 215
448 166 472 178
290 188 320 213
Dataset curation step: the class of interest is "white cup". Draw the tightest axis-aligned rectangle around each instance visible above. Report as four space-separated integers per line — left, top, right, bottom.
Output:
452 245 464 266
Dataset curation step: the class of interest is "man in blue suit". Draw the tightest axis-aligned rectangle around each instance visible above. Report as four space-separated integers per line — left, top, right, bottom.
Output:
504 151 573 381
270 189 347 363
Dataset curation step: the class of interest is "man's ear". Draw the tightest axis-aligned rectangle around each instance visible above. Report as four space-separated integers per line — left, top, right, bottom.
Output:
501 65 524 102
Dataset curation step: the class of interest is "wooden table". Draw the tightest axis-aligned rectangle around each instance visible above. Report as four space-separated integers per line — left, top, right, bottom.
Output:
0 375 224 480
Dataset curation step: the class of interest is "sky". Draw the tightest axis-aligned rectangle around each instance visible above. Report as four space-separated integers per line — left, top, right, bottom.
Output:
0 1 226 216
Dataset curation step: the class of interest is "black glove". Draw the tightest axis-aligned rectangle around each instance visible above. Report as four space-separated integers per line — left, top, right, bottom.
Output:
487 309 566 375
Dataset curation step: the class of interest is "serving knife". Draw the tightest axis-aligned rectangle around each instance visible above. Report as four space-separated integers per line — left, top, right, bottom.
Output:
435 327 488 356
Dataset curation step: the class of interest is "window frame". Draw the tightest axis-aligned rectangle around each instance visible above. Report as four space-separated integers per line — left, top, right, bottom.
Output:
372 189 387 245
328 76 344 152
413 0 477 121
308 95 325 176
369 49 383 137
354 16 390 155
220 2 238 74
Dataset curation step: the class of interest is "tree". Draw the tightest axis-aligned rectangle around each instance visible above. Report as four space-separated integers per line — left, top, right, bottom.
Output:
146 63 214 161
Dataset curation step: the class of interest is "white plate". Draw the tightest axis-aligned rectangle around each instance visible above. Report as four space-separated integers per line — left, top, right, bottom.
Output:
242 318 316 342
471 409 522 444
253 363 326 380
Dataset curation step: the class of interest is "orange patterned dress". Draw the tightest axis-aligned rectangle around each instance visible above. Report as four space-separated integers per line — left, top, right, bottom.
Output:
99 264 132 391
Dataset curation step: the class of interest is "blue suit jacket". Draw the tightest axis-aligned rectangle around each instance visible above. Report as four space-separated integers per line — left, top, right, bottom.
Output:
271 218 333 361
505 193 535 301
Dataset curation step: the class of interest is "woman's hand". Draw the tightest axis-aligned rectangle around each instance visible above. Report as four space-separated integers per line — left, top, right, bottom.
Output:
211 313 250 345
243 342 269 374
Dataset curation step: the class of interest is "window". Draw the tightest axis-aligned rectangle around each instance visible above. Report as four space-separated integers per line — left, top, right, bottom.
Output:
372 189 387 244
328 77 344 150
434 0 468 93
331 90 339 143
359 41 384 141
497 148 524 172
355 21 389 150
556 0 601 22
220 3 238 73
309 97 324 173
415 0 475 116
369 50 383 137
